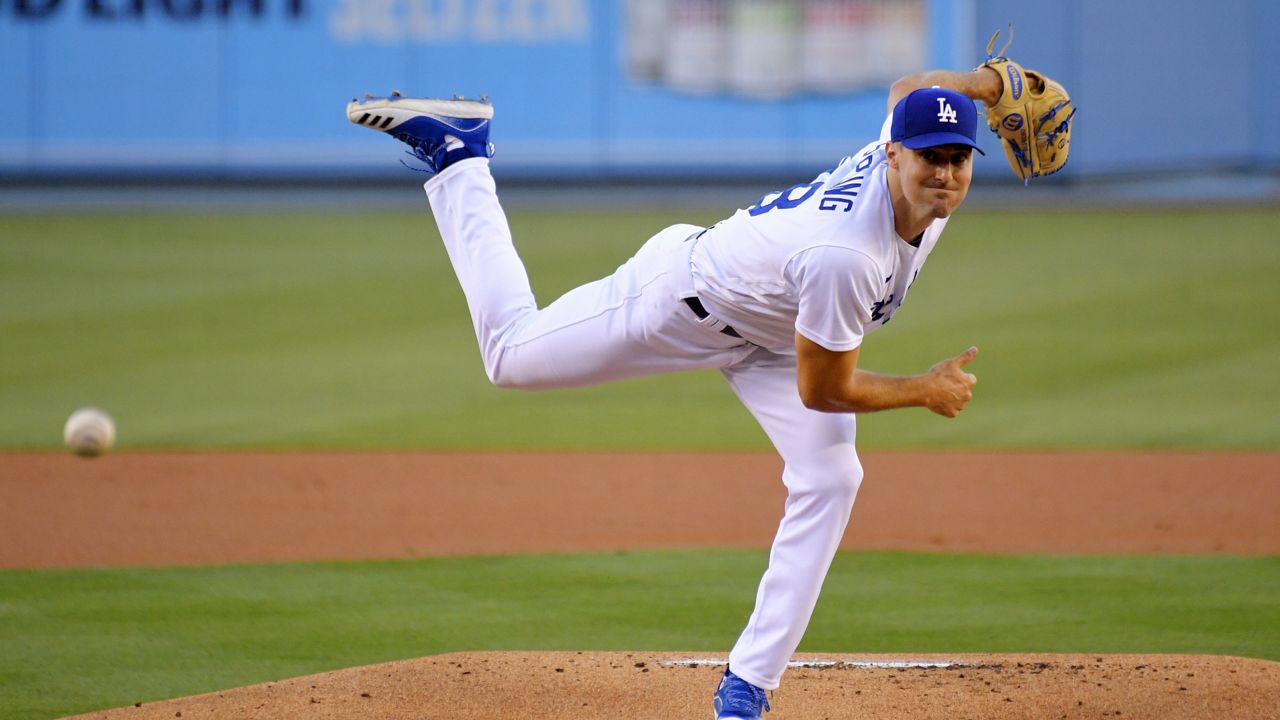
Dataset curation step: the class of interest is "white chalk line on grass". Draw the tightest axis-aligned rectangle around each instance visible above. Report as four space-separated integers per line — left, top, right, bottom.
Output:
662 658 966 670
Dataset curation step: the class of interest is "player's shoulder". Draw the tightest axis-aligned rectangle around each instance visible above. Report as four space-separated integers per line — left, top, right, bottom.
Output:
727 136 891 248
817 174 900 271
819 139 886 184
786 169 895 266
822 152 893 237
805 141 888 225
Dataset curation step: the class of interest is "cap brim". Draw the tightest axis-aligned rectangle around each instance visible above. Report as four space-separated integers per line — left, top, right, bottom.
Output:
901 132 985 155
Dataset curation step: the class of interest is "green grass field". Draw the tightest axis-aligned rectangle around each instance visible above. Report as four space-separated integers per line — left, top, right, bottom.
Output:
2 206 1278 718
2 207 1278 450
2 550 1277 719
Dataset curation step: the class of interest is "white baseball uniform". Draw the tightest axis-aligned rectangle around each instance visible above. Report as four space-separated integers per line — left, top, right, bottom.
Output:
424 116 946 691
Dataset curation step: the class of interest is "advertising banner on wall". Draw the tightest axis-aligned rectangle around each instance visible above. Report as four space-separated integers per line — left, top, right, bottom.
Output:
0 0 968 177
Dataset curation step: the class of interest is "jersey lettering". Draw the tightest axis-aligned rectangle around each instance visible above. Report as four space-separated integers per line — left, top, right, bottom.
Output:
818 176 864 212
870 273 896 324
748 182 822 216
870 294 895 323
936 97 958 124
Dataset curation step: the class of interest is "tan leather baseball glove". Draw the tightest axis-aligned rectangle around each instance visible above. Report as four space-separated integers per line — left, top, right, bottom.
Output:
980 27 1076 183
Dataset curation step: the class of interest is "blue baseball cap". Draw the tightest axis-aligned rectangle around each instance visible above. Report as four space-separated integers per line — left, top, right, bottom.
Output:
890 87 985 154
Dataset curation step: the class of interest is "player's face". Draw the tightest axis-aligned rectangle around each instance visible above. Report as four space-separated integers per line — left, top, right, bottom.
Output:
895 144 973 219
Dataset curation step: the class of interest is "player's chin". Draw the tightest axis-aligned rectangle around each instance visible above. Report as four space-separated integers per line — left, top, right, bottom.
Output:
930 191 966 217
928 197 956 218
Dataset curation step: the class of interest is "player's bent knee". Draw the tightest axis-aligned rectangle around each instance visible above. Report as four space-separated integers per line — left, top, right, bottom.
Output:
480 348 524 389
487 366 537 391
819 468 863 504
479 343 566 391
487 366 524 390
786 452 863 504
485 357 559 391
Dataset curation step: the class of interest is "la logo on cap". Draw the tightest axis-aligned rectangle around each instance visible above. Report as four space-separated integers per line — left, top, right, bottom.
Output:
890 87 984 154
936 97 959 124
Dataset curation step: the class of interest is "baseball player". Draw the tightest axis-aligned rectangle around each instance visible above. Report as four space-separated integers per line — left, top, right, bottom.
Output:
348 37 1072 720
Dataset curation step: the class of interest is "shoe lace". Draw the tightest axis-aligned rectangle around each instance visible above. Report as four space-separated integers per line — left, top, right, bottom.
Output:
393 134 496 174
394 132 447 173
720 675 771 714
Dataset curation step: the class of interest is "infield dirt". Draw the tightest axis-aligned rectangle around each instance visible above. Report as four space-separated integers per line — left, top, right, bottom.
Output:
3 451 1278 568
2 450 1276 718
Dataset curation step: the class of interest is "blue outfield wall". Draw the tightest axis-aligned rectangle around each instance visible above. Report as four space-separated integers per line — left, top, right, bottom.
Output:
975 0 1280 177
0 0 1276 181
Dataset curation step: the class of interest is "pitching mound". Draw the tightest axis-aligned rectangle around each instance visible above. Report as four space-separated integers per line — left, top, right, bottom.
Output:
65 651 1279 719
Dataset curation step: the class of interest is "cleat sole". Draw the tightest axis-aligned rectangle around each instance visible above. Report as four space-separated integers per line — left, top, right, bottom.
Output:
345 97 494 132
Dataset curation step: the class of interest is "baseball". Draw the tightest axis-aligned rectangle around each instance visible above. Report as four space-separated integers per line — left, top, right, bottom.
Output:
63 407 116 457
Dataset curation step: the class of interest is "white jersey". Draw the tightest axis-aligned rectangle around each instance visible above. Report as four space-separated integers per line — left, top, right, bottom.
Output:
690 125 947 355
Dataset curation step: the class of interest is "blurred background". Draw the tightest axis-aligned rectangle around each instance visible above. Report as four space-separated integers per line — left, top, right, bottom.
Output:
1 0 1278 450
2 0 1277 186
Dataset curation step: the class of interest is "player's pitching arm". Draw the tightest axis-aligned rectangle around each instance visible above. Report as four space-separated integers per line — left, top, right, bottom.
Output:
887 68 1004 112
795 333 978 418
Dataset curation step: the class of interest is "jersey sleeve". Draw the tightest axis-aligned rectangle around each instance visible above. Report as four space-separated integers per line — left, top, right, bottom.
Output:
784 245 885 352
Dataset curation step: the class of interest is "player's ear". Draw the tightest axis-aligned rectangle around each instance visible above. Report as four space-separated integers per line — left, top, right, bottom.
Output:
885 141 900 169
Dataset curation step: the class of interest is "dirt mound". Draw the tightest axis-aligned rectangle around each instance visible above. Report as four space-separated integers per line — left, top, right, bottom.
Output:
64 651 1280 719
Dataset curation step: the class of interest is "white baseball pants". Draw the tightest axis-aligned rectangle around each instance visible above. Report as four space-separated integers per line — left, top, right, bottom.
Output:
425 158 863 691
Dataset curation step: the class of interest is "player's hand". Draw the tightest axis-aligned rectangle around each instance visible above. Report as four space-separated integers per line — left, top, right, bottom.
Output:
923 347 978 418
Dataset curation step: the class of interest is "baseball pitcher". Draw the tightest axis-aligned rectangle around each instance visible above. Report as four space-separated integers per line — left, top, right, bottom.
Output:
348 34 1072 719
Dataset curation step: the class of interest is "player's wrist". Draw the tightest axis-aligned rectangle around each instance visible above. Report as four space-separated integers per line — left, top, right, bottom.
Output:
973 66 1004 106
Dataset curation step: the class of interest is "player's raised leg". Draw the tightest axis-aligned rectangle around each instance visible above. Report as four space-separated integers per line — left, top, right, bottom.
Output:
717 352 862 699
348 94 541 380
348 94 752 390
422 155 541 385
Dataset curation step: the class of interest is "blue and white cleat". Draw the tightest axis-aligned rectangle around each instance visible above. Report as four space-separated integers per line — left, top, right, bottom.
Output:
347 91 494 173
713 669 771 719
